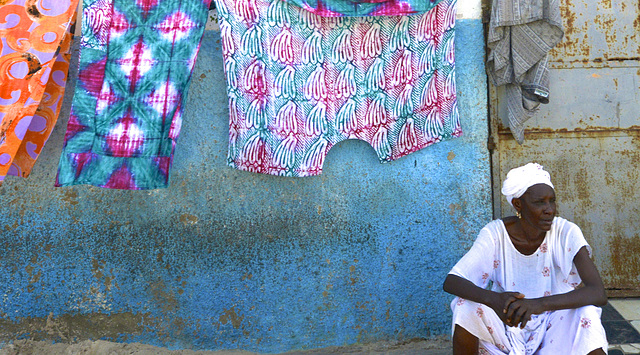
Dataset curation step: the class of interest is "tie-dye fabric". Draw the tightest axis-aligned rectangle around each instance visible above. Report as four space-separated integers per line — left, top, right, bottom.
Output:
217 0 460 177
0 0 79 186
282 0 438 17
56 0 212 190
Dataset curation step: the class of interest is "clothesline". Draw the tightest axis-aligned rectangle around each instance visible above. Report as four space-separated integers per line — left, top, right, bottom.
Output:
0 0 464 190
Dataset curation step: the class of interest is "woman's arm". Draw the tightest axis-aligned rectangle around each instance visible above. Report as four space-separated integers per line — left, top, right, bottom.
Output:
443 274 525 326
504 246 607 327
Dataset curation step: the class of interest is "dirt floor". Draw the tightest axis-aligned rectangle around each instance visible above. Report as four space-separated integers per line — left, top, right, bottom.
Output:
0 338 452 355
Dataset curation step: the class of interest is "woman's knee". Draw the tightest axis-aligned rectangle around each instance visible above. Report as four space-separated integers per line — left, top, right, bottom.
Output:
453 325 478 355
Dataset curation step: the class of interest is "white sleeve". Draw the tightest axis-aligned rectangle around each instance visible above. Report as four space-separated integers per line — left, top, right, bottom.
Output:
554 221 591 281
449 226 496 288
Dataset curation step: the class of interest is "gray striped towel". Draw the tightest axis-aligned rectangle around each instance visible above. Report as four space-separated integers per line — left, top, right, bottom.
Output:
487 0 564 143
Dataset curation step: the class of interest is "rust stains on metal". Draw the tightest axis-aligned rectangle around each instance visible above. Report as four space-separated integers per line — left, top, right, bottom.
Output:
573 167 590 201
553 0 640 62
560 0 577 34
608 56 640 62
604 234 640 290
497 126 640 137
493 0 640 294
636 0 640 34
594 15 616 47
553 0 590 59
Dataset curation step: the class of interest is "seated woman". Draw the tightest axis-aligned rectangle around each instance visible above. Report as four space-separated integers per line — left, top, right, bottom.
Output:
443 163 608 354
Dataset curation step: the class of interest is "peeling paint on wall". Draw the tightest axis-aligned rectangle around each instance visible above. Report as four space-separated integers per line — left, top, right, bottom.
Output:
0 18 490 352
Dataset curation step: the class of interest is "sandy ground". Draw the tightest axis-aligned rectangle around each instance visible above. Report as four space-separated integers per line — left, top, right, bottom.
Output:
0 338 452 355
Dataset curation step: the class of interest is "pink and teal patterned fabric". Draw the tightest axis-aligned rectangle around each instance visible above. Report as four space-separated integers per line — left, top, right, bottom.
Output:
218 0 460 177
281 0 440 17
56 0 212 189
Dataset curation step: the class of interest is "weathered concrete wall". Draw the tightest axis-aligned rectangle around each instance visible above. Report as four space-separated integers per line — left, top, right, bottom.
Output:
0 12 490 354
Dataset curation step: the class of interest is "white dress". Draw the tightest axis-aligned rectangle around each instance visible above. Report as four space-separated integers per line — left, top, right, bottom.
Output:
449 217 608 354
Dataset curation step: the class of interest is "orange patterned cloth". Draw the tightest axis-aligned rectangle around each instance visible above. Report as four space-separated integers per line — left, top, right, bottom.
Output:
0 0 78 185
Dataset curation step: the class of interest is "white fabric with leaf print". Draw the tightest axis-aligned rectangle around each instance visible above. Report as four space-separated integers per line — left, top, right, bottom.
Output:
448 217 608 354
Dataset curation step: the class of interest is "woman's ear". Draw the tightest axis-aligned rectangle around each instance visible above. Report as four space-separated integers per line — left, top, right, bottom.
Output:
512 197 522 213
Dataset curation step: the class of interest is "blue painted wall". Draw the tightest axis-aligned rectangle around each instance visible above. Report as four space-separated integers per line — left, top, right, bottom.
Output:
0 19 490 352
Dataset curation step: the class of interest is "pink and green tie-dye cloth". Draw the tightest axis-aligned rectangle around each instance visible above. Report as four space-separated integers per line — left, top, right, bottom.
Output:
56 0 211 189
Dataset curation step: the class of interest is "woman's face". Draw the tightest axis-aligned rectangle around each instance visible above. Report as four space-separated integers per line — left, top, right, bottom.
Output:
517 184 557 232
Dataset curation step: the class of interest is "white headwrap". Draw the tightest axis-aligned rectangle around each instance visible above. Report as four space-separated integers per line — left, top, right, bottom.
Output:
501 163 554 206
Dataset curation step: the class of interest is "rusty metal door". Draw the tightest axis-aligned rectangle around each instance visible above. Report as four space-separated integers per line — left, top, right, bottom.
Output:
488 0 640 295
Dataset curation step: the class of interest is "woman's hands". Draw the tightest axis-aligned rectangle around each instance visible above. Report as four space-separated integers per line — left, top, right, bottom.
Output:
444 275 537 328
491 292 546 328
444 274 551 329
493 246 607 329
444 247 606 331
489 292 523 327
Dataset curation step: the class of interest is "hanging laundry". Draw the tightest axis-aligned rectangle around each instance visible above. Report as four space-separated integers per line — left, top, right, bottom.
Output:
0 0 79 186
280 0 439 17
56 0 212 190
486 0 564 143
216 0 460 177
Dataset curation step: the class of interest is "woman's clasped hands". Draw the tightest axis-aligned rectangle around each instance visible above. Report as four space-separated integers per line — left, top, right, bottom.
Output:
491 292 546 329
